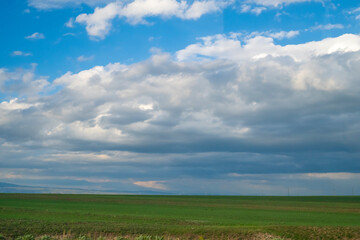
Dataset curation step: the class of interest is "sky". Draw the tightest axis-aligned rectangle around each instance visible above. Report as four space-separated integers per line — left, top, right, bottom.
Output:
1 0 360 195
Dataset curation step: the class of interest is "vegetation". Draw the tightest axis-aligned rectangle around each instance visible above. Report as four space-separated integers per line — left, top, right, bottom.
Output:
0 194 359 239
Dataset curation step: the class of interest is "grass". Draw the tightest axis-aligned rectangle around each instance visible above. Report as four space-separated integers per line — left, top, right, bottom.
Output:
0 194 359 239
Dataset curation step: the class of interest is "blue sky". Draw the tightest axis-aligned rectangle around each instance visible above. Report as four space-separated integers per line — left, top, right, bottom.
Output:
2 0 359 80
1 0 360 195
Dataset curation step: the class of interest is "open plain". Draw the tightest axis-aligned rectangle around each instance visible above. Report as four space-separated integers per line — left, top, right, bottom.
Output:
0 194 359 240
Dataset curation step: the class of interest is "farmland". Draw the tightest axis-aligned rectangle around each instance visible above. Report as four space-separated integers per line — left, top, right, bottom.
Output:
0 194 359 239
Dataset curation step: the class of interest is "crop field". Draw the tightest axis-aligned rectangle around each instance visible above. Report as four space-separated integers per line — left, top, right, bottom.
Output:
0 194 359 240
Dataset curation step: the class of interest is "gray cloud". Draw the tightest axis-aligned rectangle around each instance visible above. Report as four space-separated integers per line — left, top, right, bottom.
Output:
1 34 360 194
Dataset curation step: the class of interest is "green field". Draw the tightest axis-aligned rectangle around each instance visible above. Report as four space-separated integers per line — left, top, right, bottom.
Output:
0 194 360 240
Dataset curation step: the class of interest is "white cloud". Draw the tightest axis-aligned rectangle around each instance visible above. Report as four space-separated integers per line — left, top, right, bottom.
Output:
76 2 122 39
47 152 111 162
63 33 76 37
0 98 39 111
247 30 300 40
247 0 316 7
65 17 75 28
176 33 360 63
25 32 45 40
0 65 50 96
76 0 229 39
47 121 126 143
311 24 344 31
304 173 360 180
138 103 154 111
182 0 224 19
28 0 113 9
347 6 360 20
77 55 94 62
73 0 319 39
267 30 299 39
349 6 360 14
241 0 319 14
133 180 167 190
240 4 266 15
11 51 32 57
119 0 185 24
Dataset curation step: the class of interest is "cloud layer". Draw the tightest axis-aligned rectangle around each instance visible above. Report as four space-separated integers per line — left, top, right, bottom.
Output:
1 33 360 194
